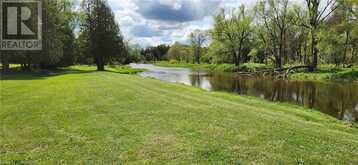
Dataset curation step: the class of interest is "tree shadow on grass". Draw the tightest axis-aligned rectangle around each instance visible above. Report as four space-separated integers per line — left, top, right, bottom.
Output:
0 67 99 80
1 65 144 80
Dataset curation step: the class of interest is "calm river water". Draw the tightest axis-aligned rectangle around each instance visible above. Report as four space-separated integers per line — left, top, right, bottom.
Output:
130 64 358 122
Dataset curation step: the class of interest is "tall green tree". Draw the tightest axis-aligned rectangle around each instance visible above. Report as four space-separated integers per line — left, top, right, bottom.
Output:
212 5 253 66
40 0 66 68
58 0 78 66
81 0 125 71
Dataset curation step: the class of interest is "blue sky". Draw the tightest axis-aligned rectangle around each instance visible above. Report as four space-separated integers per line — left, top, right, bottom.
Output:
105 0 257 47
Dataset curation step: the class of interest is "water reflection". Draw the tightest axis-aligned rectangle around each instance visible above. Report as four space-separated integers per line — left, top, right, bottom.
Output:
131 64 358 122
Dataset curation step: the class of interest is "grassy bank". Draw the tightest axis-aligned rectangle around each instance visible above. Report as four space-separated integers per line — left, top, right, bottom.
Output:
155 61 271 72
289 65 358 81
1 66 358 164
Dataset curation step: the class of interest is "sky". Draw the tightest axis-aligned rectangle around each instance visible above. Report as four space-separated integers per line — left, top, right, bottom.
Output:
80 0 308 47
104 0 256 47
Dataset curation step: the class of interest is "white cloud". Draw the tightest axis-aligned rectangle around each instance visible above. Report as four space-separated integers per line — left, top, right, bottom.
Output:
106 0 303 47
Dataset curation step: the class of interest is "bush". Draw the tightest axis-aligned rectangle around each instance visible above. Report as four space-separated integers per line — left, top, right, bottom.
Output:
169 59 179 64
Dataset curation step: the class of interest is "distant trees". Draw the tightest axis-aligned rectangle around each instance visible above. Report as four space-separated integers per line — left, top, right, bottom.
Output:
140 44 170 62
200 0 357 70
190 30 208 64
167 42 192 62
81 0 126 71
127 44 142 62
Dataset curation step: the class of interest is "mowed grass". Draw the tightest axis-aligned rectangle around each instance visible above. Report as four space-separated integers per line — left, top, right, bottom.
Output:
1 66 358 164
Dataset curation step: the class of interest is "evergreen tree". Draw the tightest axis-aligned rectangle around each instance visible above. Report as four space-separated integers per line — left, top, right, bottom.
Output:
81 0 125 71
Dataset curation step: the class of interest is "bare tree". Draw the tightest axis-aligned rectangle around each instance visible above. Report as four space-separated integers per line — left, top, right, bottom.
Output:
190 30 208 64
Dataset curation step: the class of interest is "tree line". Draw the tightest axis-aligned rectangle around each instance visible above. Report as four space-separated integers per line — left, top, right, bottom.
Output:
166 0 358 71
1 0 357 72
1 0 131 72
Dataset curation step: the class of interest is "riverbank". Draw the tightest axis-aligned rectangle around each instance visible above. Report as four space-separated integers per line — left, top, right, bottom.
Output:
155 61 271 72
1 66 358 164
289 66 358 82
155 61 358 82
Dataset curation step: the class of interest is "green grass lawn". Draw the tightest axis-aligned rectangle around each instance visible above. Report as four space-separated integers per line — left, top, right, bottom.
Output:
1 66 358 164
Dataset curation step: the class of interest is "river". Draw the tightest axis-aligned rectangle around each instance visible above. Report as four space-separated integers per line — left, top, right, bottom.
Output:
130 63 358 122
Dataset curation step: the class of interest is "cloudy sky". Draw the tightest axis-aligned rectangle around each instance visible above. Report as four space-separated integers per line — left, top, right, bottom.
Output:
94 0 307 47
99 0 255 47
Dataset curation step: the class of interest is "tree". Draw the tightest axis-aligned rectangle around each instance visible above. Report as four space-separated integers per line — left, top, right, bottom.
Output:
339 0 358 65
256 0 293 68
2 0 73 71
206 41 231 64
128 44 142 62
81 0 125 71
39 0 68 68
58 0 77 66
167 42 191 62
190 29 208 64
303 0 339 70
212 5 253 66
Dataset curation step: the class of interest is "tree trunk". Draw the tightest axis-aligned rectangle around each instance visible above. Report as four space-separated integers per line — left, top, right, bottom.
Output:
234 55 239 66
311 28 319 71
22 63 31 71
96 56 105 71
352 47 356 65
195 47 200 64
343 31 350 65
97 63 105 71
303 39 308 64
1 53 10 73
232 48 240 66
275 55 282 69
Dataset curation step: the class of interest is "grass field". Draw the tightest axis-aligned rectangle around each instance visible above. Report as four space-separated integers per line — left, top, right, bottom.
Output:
1 66 358 164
